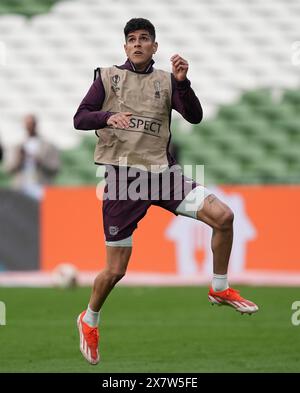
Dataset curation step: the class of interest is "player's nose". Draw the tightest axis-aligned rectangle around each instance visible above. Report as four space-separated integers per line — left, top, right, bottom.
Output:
134 39 142 46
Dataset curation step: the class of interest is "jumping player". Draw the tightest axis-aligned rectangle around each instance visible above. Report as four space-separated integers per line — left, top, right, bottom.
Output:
73 18 259 365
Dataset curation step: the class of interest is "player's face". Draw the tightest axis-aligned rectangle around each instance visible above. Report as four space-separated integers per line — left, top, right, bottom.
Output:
124 29 158 70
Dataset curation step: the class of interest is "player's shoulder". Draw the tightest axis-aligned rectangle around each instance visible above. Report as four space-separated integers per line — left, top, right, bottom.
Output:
93 66 120 82
152 69 172 86
98 65 127 75
95 65 117 73
153 68 171 77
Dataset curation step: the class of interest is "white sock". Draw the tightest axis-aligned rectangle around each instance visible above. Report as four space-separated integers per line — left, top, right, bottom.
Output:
83 305 100 327
212 274 229 292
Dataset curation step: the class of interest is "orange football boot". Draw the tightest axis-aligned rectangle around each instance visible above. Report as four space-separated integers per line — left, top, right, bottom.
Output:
77 311 100 365
208 287 259 315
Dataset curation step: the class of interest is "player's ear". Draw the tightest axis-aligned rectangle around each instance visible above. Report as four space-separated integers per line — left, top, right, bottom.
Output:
124 43 128 55
153 42 158 54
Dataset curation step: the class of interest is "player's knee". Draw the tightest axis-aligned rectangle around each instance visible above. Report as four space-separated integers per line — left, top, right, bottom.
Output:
106 268 126 284
214 207 234 231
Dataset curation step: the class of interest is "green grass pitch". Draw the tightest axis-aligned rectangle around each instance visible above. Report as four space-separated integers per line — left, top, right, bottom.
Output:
0 286 299 372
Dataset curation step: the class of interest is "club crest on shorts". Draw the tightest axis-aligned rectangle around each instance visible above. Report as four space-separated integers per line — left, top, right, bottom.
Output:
109 226 119 236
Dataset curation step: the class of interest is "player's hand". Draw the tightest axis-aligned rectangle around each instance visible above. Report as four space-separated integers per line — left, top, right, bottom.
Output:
107 112 132 129
171 54 189 81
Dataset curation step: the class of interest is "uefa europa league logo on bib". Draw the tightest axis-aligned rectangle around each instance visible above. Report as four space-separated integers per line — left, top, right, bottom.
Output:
111 75 121 92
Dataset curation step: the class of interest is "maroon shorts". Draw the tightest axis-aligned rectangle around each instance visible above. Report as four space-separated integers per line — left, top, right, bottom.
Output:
102 166 199 242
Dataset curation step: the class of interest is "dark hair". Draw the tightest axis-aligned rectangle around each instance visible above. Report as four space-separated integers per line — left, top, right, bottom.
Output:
124 18 156 41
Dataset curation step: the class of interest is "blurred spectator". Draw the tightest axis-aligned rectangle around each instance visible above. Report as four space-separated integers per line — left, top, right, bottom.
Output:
6 114 60 199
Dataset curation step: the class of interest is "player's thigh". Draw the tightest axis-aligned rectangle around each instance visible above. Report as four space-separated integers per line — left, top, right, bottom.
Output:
196 194 234 229
106 244 132 275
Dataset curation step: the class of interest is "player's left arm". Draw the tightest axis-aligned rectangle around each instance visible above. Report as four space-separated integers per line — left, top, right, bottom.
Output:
171 54 203 124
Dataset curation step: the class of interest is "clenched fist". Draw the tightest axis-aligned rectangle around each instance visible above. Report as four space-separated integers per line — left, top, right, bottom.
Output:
171 54 189 82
